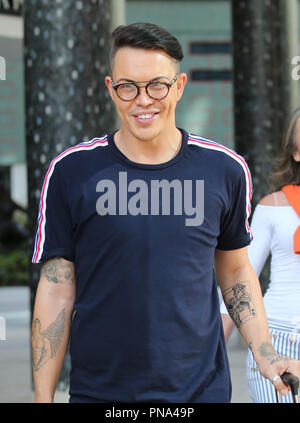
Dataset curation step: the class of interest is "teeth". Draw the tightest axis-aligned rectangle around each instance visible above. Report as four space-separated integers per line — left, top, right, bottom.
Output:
138 113 153 119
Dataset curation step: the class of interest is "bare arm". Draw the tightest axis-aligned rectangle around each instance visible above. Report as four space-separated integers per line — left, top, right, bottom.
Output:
31 257 76 403
221 313 235 343
221 197 274 344
215 247 300 397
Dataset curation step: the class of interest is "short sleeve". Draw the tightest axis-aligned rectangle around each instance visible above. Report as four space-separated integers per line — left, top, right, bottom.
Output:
217 167 253 250
32 159 74 263
219 204 272 315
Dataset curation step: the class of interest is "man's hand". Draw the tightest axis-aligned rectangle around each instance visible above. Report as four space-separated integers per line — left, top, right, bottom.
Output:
253 341 300 397
215 247 300 400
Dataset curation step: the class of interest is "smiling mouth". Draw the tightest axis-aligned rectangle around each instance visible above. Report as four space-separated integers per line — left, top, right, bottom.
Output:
133 112 159 123
138 113 154 119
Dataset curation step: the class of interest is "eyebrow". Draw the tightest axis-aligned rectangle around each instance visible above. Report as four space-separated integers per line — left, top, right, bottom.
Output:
114 75 171 84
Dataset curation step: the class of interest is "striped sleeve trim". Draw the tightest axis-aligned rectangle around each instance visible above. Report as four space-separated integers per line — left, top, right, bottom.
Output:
32 136 108 263
188 134 253 238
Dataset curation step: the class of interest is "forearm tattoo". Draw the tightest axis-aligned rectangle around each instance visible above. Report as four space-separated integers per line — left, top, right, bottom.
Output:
41 258 75 284
222 282 256 328
258 342 288 364
32 309 66 372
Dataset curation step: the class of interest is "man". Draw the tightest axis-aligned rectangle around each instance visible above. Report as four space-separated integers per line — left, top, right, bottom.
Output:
31 22 300 403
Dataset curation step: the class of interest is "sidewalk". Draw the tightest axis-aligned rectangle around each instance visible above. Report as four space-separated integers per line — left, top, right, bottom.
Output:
0 286 251 403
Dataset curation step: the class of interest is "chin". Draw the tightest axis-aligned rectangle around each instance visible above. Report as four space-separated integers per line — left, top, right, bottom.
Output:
132 127 161 142
137 132 158 142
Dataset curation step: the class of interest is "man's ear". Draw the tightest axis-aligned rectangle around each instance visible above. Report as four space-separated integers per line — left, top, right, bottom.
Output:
176 72 187 101
105 76 115 101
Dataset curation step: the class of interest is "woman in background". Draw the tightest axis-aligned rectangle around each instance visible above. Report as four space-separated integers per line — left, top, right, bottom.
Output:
221 107 300 402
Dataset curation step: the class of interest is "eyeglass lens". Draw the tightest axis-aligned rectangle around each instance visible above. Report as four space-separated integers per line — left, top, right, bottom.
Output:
116 82 169 101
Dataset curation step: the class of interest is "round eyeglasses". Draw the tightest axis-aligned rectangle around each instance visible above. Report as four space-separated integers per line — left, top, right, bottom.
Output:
111 74 179 101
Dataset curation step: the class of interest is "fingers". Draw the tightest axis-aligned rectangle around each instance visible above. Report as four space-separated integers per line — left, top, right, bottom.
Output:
272 375 289 396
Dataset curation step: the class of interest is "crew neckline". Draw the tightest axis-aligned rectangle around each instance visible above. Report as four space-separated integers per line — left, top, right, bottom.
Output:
108 128 188 170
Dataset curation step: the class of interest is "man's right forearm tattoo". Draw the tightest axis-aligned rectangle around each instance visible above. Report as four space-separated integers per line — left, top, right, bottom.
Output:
222 282 256 328
32 308 66 371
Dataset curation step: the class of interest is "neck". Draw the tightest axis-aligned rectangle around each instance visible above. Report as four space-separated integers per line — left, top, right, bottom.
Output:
114 126 182 165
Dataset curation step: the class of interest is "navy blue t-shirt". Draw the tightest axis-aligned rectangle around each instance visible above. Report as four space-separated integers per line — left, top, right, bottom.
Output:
32 129 252 403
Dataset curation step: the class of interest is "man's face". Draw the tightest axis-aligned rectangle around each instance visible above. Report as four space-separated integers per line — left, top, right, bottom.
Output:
105 47 187 142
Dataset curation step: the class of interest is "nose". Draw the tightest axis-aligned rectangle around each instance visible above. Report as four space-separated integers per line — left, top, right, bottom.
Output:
135 86 154 106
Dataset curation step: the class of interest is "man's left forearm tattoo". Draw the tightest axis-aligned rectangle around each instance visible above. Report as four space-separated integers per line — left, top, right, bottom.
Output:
258 342 289 364
222 282 256 328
